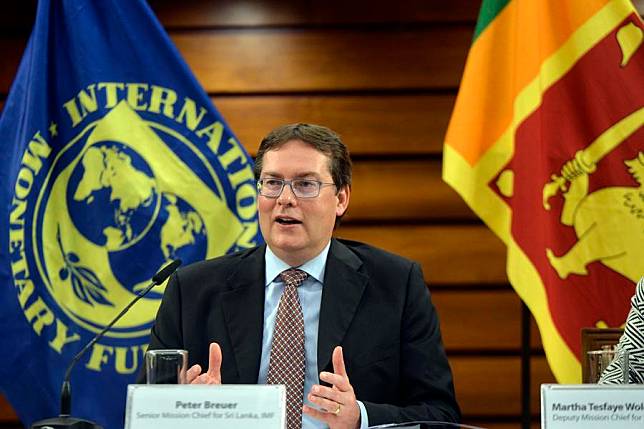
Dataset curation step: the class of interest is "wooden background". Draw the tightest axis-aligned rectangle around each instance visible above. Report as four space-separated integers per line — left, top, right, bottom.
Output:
0 1 559 428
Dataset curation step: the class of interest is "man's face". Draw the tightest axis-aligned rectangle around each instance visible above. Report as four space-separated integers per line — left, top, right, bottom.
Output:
258 139 350 266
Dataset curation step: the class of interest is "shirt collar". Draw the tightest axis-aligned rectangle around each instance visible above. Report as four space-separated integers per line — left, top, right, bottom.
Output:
264 241 331 286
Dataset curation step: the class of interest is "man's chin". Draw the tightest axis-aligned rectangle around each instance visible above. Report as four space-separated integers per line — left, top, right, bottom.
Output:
269 241 306 255
266 239 314 264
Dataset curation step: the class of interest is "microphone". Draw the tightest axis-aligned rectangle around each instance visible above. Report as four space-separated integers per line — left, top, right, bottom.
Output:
31 259 182 429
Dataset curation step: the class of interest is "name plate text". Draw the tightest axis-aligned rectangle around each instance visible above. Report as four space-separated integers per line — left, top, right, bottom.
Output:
541 384 644 428
125 384 285 429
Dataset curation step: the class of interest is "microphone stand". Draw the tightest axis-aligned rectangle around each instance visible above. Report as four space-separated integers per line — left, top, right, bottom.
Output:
31 259 181 429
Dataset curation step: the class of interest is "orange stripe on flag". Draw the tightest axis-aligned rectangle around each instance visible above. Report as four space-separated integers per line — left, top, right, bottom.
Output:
445 0 610 165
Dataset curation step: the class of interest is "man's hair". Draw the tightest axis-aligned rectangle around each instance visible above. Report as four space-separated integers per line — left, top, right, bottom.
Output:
254 123 352 188
254 123 352 226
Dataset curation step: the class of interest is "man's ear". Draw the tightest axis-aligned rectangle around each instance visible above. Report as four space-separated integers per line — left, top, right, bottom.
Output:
336 185 350 217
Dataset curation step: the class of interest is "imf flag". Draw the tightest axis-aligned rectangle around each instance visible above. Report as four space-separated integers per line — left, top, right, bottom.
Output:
0 1 261 428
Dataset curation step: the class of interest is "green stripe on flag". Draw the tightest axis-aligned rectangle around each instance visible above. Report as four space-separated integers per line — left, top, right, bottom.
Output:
473 0 511 41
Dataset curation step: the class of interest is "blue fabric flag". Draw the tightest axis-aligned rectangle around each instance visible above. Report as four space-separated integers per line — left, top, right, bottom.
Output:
0 1 261 427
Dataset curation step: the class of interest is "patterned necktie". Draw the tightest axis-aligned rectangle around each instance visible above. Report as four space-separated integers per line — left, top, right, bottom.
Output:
267 268 308 429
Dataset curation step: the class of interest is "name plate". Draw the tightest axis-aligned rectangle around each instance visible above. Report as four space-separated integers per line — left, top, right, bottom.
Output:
125 384 285 429
541 384 644 428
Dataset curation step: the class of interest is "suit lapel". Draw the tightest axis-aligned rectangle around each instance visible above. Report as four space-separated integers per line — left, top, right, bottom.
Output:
221 245 266 383
317 239 368 374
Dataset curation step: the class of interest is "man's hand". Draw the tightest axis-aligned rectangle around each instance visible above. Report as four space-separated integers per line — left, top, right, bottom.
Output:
186 342 222 384
303 346 361 429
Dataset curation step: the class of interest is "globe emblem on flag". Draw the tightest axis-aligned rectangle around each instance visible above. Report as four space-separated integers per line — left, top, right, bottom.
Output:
22 99 252 341
67 141 161 252
65 140 207 301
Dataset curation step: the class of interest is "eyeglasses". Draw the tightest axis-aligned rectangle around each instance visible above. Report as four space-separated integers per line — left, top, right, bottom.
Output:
257 178 336 198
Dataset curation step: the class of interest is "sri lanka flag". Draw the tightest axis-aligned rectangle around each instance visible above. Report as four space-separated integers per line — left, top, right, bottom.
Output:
443 0 643 382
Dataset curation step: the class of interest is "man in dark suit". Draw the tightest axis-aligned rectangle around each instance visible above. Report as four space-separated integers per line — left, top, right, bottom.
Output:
146 123 460 428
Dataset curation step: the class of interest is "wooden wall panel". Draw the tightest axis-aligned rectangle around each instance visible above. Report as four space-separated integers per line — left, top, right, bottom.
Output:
452 356 522 416
349 160 476 221
336 225 507 285
0 1 481 32
216 95 455 156
170 29 471 93
451 356 555 416
434 290 522 350
150 0 480 27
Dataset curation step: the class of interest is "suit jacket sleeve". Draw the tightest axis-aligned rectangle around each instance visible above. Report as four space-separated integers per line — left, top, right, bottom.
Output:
361 261 460 424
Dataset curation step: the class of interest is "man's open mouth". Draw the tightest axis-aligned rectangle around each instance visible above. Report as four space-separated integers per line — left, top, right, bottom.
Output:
275 216 302 225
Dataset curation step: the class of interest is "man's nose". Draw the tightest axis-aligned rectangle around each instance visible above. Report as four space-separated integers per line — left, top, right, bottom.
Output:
277 182 296 205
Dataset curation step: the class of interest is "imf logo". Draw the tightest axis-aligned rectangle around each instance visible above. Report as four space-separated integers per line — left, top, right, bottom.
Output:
10 84 259 374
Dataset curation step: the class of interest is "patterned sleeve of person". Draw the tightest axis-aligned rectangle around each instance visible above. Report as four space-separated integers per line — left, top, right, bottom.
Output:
599 277 644 384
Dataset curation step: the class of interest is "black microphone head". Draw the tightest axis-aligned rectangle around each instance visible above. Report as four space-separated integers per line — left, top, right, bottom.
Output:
152 259 182 285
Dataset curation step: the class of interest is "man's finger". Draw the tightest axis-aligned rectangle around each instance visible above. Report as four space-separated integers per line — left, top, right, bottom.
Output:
332 345 347 377
186 364 202 384
193 373 209 384
207 342 222 382
309 384 343 404
319 371 346 389
302 404 333 423
307 393 341 414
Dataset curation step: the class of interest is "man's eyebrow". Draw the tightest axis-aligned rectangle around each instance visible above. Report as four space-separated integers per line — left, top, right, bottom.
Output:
261 171 321 179
260 172 285 178
293 172 321 179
